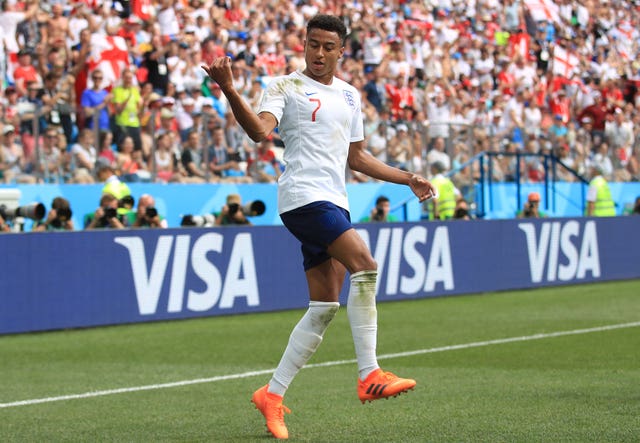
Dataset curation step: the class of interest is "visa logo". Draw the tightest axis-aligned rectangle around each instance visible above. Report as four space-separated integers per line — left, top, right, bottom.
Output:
519 221 601 283
114 233 260 315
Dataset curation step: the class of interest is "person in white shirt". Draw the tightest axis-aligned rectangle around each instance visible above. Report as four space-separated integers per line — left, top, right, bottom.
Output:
203 14 436 441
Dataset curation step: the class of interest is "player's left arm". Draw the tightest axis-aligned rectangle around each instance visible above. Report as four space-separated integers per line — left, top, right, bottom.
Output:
348 140 436 202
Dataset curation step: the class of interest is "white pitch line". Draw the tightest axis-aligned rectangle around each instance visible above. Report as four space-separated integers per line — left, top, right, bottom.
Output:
1 321 638 409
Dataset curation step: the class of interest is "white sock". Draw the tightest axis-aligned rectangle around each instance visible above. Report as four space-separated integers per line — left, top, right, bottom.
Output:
268 301 340 397
347 270 380 381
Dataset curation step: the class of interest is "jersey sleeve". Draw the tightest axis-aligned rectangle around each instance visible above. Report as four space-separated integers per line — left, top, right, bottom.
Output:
350 89 364 142
257 77 287 125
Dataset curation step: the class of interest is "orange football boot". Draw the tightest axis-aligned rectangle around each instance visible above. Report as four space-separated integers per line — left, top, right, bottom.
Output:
251 385 291 439
357 369 416 403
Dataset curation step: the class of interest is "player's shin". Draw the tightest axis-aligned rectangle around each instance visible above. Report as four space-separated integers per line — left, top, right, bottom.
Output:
347 270 380 381
268 301 340 396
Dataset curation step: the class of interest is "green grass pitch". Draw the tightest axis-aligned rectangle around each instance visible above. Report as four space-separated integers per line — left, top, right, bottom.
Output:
1 280 639 442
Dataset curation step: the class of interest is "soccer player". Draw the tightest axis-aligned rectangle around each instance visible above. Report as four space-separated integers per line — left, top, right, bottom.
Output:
203 15 436 440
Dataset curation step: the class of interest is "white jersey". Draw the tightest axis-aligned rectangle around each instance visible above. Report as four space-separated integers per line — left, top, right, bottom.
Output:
259 70 364 214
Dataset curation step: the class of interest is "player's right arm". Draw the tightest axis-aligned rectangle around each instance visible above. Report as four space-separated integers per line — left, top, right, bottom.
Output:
202 57 276 142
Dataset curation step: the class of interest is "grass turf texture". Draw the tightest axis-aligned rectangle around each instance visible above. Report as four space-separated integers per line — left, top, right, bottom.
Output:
1 280 639 442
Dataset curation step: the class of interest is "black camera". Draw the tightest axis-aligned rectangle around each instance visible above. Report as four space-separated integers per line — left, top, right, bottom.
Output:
104 207 117 219
57 207 72 220
145 207 158 218
228 203 240 215
228 200 266 217
454 207 469 219
99 207 118 227
49 207 73 228
0 203 45 221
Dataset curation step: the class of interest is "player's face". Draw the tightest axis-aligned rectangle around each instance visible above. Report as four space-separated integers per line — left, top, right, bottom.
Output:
302 28 344 84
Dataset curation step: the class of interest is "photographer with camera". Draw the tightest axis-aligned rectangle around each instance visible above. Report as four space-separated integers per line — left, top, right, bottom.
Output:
33 196 74 231
359 196 398 222
0 214 11 233
517 192 547 219
215 193 255 226
85 193 126 230
130 194 167 228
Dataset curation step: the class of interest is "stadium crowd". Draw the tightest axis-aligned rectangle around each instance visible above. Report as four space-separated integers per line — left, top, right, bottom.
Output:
0 0 639 191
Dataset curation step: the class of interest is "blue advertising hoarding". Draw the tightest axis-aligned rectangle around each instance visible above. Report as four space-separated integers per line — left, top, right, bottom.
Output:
1 216 639 334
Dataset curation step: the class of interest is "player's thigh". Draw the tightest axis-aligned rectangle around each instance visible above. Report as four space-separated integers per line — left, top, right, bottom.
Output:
327 228 376 274
305 258 347 302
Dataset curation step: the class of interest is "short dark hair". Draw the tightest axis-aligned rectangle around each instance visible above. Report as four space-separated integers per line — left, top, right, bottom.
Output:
376 196 390 205
307 14 347 45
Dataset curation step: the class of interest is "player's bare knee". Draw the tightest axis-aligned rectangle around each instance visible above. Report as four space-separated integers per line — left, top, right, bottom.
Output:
350 254 376 274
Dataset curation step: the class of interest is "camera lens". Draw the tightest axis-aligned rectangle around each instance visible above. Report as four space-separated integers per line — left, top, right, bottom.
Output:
146 207 158 218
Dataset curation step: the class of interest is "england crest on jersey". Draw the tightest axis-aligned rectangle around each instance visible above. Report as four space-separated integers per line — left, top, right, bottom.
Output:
343 90 356 109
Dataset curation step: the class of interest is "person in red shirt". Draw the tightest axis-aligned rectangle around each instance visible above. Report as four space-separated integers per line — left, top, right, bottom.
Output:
384 75 415 121
247 137 282 183
577 91 610 141
12 50 41 97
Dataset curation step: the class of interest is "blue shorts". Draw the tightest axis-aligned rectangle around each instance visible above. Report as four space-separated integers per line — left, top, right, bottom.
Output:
280 201 352 271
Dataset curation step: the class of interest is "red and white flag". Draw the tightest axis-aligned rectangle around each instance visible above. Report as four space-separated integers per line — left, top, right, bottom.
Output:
552 46 579 78
523 0 560 24
131 0 153 21
509 32 530 60
87 35 131 89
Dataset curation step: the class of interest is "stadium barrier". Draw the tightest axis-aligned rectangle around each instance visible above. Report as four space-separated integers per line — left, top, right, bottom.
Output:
1 216 639 335
5 181 640 230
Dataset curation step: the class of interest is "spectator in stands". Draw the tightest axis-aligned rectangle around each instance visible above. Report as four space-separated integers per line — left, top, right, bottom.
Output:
605 108 634 180
116 135 149 183
111 68 144 151
13 49 41 97
365 120 391 165
386 124 411 171
18 81 48 166
426 136 451 172
70 127 97 181
181 130 207 183
152 132 183 183
524 138 545 183
591 142 614 181
359 195 398 223
577 92 609 143
176 96 197 142
81 69 112 131
0 124 35 183
97 130 117 167
247 137 281 183
207 124 249 182
426 87 454 148
42 67 76 146
38 126 63 182
517 192 547 218
33 196 74 231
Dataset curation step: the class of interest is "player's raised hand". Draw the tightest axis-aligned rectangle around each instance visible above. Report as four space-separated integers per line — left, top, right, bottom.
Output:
201 56 233 91
409 174 437 202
